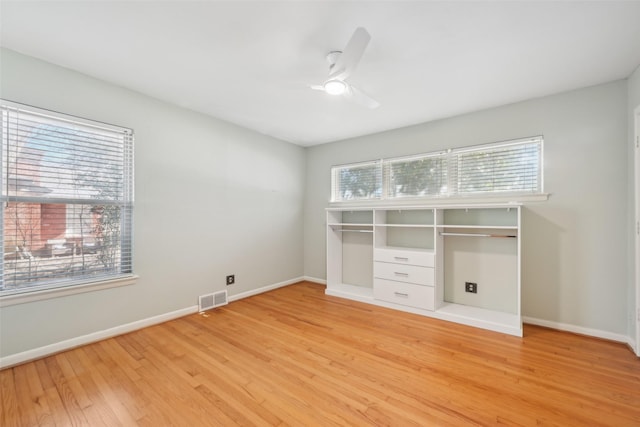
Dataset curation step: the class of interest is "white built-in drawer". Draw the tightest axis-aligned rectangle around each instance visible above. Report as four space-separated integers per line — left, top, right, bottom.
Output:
374 278 435 311
374 262 434 286
374 248 434 267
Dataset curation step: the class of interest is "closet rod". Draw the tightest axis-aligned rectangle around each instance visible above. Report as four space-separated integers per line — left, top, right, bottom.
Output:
439 232 516 238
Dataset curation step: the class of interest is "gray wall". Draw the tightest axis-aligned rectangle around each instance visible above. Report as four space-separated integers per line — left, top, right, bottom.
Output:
305 81 629 336
0 48 306 358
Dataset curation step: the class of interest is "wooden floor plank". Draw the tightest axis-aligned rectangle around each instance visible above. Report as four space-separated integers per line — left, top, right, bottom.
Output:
0 368 21 427
42 356 90 426
13 363 42 427
64 349 137 426
20 363 54 427
2 281 640 426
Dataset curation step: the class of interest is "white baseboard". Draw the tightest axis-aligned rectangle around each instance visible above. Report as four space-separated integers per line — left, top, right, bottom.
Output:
522 316 630 344
227 276 305 302
303 276 326 285
0 305 198 369
1 276 308 369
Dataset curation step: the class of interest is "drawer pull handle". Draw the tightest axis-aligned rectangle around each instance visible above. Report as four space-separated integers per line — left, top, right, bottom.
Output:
394 257 409 261
394 272 409 277
394 292 409 297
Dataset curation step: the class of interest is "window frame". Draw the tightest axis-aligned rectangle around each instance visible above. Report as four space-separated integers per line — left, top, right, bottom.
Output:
330 136 545 205
0 100 136 302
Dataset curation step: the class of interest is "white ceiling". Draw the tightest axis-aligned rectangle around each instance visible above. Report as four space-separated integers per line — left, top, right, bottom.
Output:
2 1 640 146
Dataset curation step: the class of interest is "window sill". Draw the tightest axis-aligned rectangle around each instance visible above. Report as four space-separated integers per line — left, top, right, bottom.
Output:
0 275 138 307
329 193 550 208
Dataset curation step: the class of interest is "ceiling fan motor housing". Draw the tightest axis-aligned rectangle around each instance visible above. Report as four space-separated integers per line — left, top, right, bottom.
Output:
326 51 342 67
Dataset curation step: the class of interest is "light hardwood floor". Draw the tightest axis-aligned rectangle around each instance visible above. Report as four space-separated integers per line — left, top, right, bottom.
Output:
1 281 639 426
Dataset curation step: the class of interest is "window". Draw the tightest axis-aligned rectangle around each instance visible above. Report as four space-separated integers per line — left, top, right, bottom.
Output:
331 136 542 202
331 160 382 202
1 100 134 295
384 153 448 198
450 139 542 195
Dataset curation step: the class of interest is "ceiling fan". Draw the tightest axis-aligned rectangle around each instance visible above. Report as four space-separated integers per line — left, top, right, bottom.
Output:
310 27 380 109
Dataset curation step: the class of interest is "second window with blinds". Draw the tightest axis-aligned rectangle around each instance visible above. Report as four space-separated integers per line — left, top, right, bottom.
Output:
331 136 543 202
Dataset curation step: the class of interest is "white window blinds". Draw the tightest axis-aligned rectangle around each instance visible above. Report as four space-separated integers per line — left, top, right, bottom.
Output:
385 153 448 198
450 138 542 195
331 136 543 202
331 160 382 202
1 100 134 294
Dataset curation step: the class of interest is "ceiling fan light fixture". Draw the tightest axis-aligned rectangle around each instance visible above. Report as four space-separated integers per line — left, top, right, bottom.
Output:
324 79 347 95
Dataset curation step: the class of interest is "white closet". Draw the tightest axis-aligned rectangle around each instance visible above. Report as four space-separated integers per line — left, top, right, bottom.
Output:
326 204 522 336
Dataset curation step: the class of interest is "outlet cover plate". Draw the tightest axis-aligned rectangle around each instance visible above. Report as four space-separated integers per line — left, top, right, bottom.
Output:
465 282 477 293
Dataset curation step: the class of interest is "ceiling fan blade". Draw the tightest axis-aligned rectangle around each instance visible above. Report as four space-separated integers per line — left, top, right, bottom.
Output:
345 85 380 109
329 27 371 81
309 84 326 91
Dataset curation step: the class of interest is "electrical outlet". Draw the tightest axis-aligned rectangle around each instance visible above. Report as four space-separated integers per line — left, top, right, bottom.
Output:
465 282 477 293
226 275 235 286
